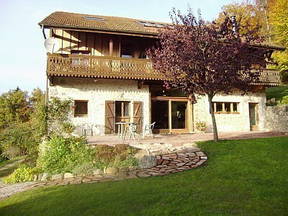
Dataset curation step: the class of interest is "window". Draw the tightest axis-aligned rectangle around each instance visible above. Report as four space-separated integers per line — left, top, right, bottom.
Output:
74 100 88 117
83 16 104 21
212 102 239 114
115 101 130 117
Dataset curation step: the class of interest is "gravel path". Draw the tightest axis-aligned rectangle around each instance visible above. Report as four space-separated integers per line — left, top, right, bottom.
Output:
0 181 42 200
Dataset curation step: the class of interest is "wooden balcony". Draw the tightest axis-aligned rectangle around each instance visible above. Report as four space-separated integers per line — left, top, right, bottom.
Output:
47 54 281 85
47 54 165 81
257 69 281 86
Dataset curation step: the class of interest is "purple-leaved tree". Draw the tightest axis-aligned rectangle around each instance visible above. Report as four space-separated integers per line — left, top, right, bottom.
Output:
148 9 269 141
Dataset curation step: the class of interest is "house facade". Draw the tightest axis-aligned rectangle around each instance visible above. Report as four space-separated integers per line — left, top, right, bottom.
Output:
39 11 282 135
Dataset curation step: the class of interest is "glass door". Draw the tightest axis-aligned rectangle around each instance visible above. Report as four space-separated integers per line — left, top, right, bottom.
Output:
151 99 190 133
171 101 187 129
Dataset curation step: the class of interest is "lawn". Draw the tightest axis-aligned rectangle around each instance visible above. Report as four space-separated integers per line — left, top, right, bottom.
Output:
0 137 288 216
266 85 288 102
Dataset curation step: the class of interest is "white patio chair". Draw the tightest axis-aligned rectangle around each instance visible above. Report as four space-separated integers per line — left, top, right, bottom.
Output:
126 123 137 140
143 122 156 138
81 123 94 136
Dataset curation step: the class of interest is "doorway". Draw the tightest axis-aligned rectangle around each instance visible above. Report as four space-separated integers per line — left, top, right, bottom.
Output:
249 103 258 131
115 101 130 131
151 98 190 133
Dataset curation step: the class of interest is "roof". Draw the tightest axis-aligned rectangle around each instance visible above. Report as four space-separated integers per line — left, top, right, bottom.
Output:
39 11 169 37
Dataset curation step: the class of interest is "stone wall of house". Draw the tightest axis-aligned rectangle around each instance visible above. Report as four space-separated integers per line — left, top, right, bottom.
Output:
48 77 151 135
265 105 288 132
193 92 266 132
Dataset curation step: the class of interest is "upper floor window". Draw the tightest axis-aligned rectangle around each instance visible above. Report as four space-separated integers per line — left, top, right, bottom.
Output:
74 100 88 117
213 102 239 114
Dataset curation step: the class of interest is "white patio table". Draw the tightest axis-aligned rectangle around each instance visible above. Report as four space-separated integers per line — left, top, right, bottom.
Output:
115 122 137 140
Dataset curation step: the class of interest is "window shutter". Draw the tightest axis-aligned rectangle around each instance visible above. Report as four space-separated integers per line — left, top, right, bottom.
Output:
133 101 143 133
105 101 115 134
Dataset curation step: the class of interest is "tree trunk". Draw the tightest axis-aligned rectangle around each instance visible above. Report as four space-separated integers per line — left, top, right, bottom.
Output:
208 94 219 142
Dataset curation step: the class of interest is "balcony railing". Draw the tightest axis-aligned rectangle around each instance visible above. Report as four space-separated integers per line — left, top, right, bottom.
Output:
47 54 165 80
47 54 281 85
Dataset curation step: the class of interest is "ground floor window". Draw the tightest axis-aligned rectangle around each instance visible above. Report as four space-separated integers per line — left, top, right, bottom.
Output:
213 102 239 114
74 100 88 117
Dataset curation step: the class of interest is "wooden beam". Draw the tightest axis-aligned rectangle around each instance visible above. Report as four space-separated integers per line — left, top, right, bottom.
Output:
109 39 113 56
168 100 172 134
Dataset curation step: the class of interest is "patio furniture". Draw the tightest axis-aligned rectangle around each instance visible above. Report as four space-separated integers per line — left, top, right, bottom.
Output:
81 123 94 136
143 122 156 138
127 122 137 140
115 122 127 138
116 122 138 140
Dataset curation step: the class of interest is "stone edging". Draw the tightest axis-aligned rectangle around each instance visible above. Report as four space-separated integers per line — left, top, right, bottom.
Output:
0 149 207 200
135 150 207 177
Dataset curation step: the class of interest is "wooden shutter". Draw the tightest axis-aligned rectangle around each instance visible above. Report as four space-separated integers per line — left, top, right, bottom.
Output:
105 101 115 134
133 101 143 133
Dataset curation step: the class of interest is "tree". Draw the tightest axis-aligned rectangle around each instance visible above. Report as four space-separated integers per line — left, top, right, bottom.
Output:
268 0 288 74
215 1 267 39
0 88 46 161
148 9 268 141
0 88 30 130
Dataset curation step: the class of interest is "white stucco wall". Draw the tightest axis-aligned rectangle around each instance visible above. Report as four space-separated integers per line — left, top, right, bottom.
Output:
48 78 151 135
193 92 266 132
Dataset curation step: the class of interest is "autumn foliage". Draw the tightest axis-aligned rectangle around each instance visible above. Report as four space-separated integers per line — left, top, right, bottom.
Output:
148 9 270 141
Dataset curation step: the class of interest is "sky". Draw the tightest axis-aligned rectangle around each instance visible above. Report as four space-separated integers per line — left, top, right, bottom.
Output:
0 0 241 94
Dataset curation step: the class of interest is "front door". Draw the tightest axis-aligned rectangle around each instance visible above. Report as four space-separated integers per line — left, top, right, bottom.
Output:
249 103 258 131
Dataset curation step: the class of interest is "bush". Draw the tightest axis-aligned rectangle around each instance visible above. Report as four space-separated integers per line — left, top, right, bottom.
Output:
0 122 39 160
93 144 138 169
279 95 288 105
195 121 207 132
37 136 94 174
72 162 94 176
4 165 36 184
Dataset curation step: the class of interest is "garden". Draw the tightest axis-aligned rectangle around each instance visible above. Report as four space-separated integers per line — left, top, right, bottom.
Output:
0 89 139 185
0 136 287 216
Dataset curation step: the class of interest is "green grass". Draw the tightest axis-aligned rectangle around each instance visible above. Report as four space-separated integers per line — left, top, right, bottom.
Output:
266 85 288 101
1 137 288 216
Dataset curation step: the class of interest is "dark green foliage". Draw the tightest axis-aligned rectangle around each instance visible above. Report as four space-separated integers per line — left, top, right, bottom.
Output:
0 137 287 215
0 88 46 161
37 136 93 174
266 85 288 102
280 70 288 84
0 122 39 159
0 88 30 130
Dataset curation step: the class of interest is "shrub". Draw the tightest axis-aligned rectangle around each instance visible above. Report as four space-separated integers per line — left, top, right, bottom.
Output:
4 165 36 184
37 136 94 174
112 155 138 168
0 122 39 160
93 144 138 169
279 95 288 105
195 121 207 132
72 162 95 176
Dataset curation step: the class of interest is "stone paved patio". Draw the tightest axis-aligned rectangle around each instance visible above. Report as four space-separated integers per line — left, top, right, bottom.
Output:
87 131 287 154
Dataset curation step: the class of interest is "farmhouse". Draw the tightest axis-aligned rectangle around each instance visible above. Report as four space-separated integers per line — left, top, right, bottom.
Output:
39 11 282 135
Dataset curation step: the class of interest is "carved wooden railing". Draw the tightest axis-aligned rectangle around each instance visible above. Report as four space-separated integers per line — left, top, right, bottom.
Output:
257 69 281 85
47 54 280 85
47 54 165 80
